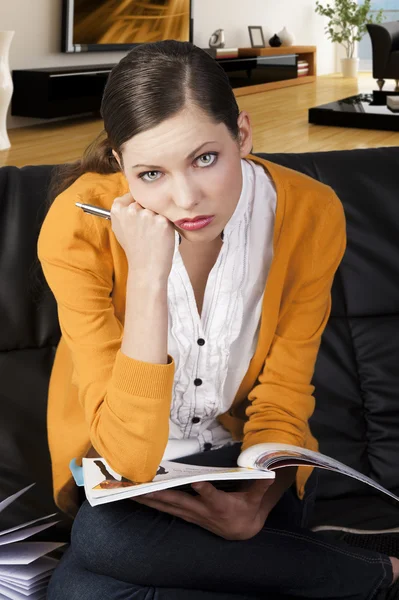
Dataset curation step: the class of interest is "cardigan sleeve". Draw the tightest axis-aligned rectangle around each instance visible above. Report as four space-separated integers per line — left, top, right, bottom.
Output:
37 180 174 483
241 190 347 451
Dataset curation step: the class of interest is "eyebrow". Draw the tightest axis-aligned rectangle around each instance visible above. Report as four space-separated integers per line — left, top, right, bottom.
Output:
131 141 218 170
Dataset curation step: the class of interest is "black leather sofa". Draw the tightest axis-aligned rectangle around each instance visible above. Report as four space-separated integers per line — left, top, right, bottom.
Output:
367 21 399 90
1 147 399 548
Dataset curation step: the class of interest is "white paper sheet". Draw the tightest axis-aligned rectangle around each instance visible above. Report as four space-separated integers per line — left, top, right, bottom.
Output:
0 543 65 565
0 515 57 539
0 575 50 590
0 557 58 580
0 522 60 547
0 487 35 516
0 581 47 600
0 595 44 600
0 580 48 596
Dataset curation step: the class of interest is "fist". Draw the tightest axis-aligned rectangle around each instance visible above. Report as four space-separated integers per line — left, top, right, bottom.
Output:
110 192 176 282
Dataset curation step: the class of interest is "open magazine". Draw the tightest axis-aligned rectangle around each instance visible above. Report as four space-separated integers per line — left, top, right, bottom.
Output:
81 443 399 507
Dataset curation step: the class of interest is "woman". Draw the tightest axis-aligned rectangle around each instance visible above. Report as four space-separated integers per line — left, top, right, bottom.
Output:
38 40 398 599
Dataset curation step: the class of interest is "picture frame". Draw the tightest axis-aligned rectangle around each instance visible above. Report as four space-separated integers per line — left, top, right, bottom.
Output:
248 26 265 48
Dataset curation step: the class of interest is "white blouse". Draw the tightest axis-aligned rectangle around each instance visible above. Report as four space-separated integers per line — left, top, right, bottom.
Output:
162 158 277 461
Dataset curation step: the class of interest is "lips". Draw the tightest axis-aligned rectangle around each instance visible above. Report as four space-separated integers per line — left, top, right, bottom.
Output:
174 215 214 226
176 216 215 231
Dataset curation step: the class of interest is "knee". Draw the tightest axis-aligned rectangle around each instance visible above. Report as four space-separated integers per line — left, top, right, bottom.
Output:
70 499 154 572
47 545 155 600
71 500 113 569
47 548 86 600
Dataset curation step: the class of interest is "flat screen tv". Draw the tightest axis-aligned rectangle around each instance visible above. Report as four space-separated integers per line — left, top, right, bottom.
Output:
62 0 193 53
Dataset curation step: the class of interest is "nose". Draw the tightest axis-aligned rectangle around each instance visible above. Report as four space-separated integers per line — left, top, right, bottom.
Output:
172 176 200 211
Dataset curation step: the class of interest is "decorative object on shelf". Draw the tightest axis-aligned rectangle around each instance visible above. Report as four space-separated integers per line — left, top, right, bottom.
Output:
315 0 384 78
248 26 265 48
262 28 273 47
298 59 309 77
269 34 282 48
278 27 295 47
209 29 225 49
204 47 239 59
0 30 14 151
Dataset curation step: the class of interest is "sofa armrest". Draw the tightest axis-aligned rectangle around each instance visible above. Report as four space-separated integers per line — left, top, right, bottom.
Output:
367 22 399 77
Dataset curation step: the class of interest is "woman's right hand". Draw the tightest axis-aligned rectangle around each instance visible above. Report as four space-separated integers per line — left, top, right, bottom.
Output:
110 193 176 283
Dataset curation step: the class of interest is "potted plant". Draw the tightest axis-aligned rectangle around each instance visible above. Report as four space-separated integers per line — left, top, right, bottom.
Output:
315 0 384 77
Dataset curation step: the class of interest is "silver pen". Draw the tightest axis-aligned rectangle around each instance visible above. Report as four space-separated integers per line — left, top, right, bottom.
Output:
75 201 182 245
75 202 111 220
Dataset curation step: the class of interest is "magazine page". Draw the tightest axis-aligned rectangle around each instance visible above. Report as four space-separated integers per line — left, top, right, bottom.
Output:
237 443 399 503
82 457 275 507
0 485 35 515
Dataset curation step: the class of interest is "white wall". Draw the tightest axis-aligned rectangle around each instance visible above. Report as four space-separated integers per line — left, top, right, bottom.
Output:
195 0 336 74
1 0 336 130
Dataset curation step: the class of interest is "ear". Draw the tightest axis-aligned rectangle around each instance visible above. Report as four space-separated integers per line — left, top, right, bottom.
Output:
237 111 253 158
112 149 122 170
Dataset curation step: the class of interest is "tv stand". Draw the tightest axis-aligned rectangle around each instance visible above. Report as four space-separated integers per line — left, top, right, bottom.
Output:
11 46 316 119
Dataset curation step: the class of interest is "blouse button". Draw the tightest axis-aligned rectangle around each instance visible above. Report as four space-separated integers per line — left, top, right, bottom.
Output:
194 378 203 386
197 338 205 346
192 416 200 424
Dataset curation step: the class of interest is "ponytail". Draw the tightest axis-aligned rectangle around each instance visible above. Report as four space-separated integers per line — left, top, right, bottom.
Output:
45 130 120 212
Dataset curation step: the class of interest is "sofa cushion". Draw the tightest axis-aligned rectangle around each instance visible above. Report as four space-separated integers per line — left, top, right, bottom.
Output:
258 149 399 529
0 165 68 539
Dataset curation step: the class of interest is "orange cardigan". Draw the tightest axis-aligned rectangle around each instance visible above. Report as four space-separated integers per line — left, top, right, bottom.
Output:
37 154 346 516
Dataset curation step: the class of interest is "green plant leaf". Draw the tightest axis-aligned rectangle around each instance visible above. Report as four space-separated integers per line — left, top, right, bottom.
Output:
315 0 384 57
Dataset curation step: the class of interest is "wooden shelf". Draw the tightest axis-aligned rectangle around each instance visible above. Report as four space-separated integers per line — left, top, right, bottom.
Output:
239 45 316 58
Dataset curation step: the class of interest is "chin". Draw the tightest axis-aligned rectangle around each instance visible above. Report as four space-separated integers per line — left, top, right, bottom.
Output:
180 228 223 244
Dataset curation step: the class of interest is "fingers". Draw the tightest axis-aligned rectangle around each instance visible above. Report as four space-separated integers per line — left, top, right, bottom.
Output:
112 192 145 212
190 482 232 513
191 481 219 499
142 489 207 511
246 478 275 502
133 485 224 516
133 490 208 520
112 192 135 208
133 496 205 527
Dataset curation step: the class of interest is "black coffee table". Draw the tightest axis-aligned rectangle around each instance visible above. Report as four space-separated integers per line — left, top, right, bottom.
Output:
309 91 399 131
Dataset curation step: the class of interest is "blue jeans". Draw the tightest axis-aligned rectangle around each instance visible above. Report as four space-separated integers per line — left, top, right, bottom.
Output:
47 443 393 600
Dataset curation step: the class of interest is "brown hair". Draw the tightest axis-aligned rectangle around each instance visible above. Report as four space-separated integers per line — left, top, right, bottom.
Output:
32 40 243 306
46 39 241 211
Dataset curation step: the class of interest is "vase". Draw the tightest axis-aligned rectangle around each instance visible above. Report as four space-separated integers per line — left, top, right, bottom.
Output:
0 31 14 151
269 34 282 48
341 57 359 78
278 27 295 47
209 29 225 49
262 28 273 47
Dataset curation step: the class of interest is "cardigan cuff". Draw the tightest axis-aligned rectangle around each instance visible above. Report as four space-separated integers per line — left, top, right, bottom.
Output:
111 349 175 399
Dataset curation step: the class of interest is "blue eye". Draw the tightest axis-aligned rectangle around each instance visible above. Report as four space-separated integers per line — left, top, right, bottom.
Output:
196 152 218 167
138 152 219 183
140 170 160 182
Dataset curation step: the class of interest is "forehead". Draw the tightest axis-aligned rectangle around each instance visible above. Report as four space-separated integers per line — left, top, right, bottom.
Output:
122 107 227 158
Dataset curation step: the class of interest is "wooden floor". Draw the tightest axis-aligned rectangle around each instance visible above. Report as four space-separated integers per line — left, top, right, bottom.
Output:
2 73 399 168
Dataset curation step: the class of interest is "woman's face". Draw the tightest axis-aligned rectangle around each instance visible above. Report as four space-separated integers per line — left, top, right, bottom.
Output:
113 105 253 244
